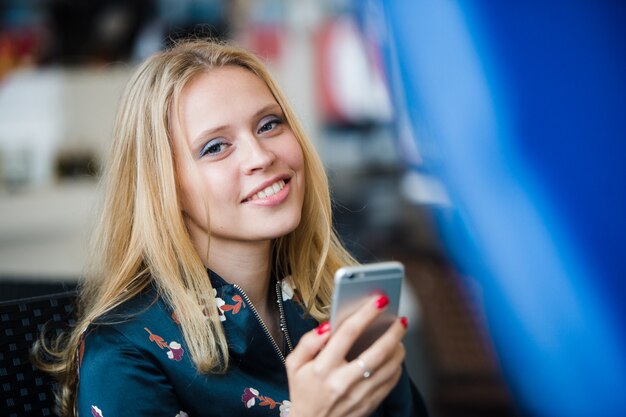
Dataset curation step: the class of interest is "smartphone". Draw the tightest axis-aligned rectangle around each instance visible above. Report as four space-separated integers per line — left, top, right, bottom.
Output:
330 261 404 360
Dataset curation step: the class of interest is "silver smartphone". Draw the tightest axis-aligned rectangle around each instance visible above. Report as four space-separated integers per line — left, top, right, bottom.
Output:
330 261 404 360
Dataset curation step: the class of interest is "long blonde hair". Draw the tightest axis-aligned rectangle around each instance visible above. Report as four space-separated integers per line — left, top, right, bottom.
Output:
34 39 356 416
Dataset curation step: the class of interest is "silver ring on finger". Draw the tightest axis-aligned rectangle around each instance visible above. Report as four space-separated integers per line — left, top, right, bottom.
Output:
356 357 373 379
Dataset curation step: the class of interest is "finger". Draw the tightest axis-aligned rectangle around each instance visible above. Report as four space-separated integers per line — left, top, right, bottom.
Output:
358 342 405 389
316 294 390 370
334 332 405 393
326 347 405 417
327 317 406 395
350 356 404 415
354 316 408 372
285 321 331 371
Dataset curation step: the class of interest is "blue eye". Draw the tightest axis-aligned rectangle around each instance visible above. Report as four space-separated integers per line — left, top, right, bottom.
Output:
258 116 283 134
199 139 229 158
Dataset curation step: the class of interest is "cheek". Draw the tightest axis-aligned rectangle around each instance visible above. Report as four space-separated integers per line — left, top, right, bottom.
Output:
194 166 239 217
285 140 306 210
175 162 209 225
178 172 201 217
285 138 305 173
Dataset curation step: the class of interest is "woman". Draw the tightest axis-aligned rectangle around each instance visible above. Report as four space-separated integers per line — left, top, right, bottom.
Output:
36 40 427 417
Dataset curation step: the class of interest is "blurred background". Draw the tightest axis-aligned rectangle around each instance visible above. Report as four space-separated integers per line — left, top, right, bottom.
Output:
1 1 625 417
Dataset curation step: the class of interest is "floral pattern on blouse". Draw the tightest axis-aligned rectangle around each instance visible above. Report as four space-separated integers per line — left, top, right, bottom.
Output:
91 405 103 417
175 412 189 417
281 279 294 301
242 387 290 415
280 277 303 305
217 293 245 321
214 289 227 322
212 288 245 321
144 328 185 361
279 401 291 417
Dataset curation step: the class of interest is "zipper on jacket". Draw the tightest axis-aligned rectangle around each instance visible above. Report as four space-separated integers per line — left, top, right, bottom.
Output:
232 283 293 365
275 281 294 353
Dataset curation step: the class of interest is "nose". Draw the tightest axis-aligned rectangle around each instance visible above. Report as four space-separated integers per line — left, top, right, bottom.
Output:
240 135 275 174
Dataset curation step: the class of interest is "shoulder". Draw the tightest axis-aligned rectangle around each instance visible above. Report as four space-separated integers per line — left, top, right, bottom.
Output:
77 289 189 415
78 287 185 372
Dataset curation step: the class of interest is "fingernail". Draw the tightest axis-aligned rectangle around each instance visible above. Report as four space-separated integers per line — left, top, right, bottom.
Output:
375 295 389 309
400 316 408 329
317 321 331 335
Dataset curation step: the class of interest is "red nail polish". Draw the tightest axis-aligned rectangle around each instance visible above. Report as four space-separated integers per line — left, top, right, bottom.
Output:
375 295 389 309
317 321 331 335
400 316 408 329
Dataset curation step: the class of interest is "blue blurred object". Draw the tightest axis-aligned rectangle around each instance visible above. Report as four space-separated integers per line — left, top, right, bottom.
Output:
356 1 626 416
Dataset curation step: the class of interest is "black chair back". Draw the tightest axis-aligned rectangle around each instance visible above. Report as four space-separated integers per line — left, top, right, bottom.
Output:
0 291 76 417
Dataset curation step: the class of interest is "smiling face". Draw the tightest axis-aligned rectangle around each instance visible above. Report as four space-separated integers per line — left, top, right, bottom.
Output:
170 65 305 260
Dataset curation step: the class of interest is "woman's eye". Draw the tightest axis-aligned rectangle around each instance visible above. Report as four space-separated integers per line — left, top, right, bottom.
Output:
258 117 283 134
200 139 229 158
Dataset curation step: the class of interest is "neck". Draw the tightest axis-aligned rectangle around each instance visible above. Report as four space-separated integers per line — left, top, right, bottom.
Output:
205 237 273 309
192 234 283 350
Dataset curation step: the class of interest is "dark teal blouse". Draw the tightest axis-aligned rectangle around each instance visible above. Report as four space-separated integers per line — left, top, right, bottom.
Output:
77 271 427 416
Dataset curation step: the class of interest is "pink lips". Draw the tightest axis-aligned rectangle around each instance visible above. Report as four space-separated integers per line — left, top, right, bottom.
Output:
244 181 291 206
242 176 291 207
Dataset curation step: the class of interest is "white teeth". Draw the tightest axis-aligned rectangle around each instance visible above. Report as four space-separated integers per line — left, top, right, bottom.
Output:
250 180 285 200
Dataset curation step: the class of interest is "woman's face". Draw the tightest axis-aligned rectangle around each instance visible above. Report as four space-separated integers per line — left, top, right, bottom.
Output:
170 66 305 254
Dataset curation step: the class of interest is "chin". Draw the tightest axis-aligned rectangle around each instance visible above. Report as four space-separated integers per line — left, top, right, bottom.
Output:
266 215 302 240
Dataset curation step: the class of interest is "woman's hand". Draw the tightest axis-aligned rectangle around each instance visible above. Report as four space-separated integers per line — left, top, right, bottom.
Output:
285 294 408 417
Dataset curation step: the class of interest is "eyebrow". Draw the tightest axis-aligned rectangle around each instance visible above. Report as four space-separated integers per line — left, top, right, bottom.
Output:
190 102 283 150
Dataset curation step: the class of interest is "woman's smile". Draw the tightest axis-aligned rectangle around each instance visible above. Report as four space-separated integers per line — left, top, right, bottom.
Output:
242 177 292 204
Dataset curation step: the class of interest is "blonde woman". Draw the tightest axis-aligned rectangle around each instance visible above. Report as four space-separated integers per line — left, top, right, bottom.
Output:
35 40 427 417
